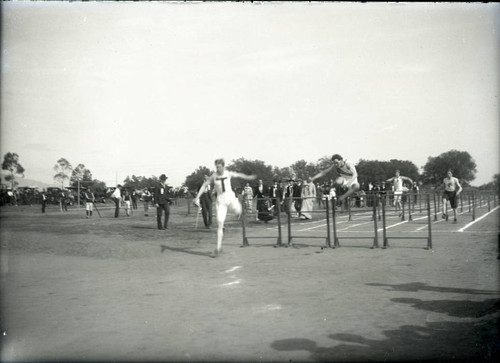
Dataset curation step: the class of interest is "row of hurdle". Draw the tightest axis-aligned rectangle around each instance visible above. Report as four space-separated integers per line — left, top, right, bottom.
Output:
239 191 498 250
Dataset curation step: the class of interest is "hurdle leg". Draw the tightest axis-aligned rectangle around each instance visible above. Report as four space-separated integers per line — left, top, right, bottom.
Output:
382 197 388 248
426 194 433 250
331 198 340 248
325 198 332 248
371 195 379 249
241 202 249 247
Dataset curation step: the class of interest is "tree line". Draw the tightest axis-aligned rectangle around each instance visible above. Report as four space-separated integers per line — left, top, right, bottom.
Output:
1 150 499 196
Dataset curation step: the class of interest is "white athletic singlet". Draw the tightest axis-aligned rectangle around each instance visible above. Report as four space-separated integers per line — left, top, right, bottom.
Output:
336 160 358 187
214 170 236 204
392 176 404 193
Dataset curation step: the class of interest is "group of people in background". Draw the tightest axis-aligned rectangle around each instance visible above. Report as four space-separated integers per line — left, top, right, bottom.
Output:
0 153 468 258
4 153 465 259
110 174 173 230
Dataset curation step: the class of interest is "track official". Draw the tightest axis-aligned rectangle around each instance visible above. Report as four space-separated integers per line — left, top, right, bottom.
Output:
154 174 172 230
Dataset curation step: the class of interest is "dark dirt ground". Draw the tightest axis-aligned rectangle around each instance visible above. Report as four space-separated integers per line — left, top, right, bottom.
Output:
1 202 499 362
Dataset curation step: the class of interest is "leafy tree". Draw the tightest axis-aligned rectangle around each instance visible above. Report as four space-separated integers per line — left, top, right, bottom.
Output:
123 175 160 191
123 175 141 190
478 173 500 195
272 166 294 184
422 150 477 186
385 159 420 182
70 163 93 188
226 158 274 187
184 166 213 192
2 152 25 189
90 179 108 200
356 159 388 185
290 160 319 181
53 158 73 188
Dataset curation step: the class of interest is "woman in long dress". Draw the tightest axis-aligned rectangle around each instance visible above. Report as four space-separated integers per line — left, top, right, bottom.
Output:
300 177 316 220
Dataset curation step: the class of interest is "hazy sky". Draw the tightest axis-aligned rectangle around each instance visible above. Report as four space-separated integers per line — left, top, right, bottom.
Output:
1 2 499 187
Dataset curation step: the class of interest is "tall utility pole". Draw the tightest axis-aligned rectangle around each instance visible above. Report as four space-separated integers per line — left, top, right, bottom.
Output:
77 179 80 210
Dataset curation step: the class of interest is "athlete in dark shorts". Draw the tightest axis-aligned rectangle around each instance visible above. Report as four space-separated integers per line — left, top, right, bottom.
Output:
443 190 458 209
442 170 462 223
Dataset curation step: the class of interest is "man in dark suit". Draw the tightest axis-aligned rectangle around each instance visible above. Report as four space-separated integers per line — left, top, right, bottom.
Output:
153 174 172 230
293 179 303 218
269 179 282 216
253 179 267 221
284 179 296 216
198 174 213 228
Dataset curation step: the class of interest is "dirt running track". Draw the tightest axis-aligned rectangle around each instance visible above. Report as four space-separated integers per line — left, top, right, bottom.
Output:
1 204 499 362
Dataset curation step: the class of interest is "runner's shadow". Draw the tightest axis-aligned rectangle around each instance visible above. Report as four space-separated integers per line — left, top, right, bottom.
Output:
160 245 213 258
271 319 500 361
366 282 500 295
391 297 500 318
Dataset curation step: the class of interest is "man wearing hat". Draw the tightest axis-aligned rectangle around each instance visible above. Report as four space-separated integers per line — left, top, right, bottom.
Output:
153 174 172 230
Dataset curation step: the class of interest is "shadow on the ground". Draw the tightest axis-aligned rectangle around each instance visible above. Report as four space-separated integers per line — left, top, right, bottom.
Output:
271 287 500 362
391 297 500 318
160 244 213 258
271 313 499 362
366 282 500 295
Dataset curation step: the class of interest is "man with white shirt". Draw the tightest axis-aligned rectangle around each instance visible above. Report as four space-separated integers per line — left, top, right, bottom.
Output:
111 185 122 218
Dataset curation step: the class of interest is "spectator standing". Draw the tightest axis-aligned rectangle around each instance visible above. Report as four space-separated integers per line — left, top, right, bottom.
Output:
300 177 316 220
142 188 152 216
131 189 138 210
41 189 48 213
111 185 122 218
284 179 295 217
254 179 267 222
154 174 172 230
198 175 213 228
380 181 387 207
294 178 303 217
316 183 323 208
269 180 282 216
242 182 254 213
412 182 420 205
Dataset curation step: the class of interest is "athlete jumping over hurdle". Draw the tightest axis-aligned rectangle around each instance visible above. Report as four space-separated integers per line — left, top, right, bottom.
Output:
193 158 256 257
311 154 360 205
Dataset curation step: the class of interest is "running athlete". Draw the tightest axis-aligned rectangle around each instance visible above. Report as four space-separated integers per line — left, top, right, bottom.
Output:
312 154 360 204
194 158 256 257
386 170 413 217
442 170 462 223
